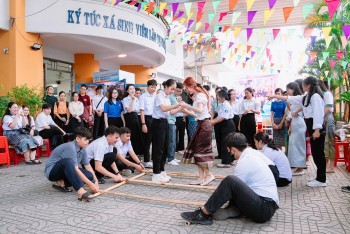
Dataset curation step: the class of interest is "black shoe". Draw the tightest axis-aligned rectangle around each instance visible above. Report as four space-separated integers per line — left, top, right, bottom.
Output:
180 208 213 225
98 177 106 184
214 156 221 159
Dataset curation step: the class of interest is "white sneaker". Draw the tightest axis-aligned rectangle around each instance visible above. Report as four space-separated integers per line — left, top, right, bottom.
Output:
152 174 169 183
121 169 132 177
167 159 179 166
292 171 305 176
174 158 181 163
306 180 327 187
144 162 153 168
161 171 171 180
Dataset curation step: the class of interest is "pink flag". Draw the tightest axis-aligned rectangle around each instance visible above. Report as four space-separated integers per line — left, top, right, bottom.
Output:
162 9 168 17
266 48 271 57
197 2 206 14
326 0 340 20
308 60 313 65
204 23 210 33
330 59 336 68
248 11 257 25
268 0 277 10
246 28 253 41
172 3 179 16
236 61 240 66
272 29 280 39
336 51 344 61
219 12 228 22
342 25 350 40
251 51 255 57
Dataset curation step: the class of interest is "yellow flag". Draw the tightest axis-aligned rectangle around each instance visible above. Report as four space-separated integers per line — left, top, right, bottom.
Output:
159 2 167 14
180 18 186 25
234 27 242 37
187 12 193 21
325 71 329 77
246 0 256 11
322 27 332 37
325 35 333 48
264 9 274 25
195 22 202 31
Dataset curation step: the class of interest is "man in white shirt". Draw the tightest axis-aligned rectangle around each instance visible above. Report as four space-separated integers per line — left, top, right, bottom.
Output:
36 104 66 149
92 85 107 140
181 133 279 225
87 126 124 184
139 79 157 168
115 127 145 174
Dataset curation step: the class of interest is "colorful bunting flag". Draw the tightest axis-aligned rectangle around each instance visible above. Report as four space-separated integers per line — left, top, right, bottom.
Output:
212 0 221 13
208 13 215 24
293 0 300 7
251 51 255 57
196 12 204 23
229 0 238 11
234 27 242 37
304 28 313 39
322 51 330 60
341 36 348 49
311 36 317 47
283 7 294 23
324 70 329 77
184 2 192 17
264 9 274 25
330 60 336 69
319 59 325 67
266 48 271 57
146 2 156 14
246 28 253 41
248 11 257 25
342 61 348 69
223 25 230 32
246 0 255 11
336 51 344 61
325 36 333 48
195 22 202 31
172 3 179 16
247 45 252 53
326 0 340 20
219 12 228 22
322 27 332 37
162 9 168 17
231 12 241 25
268 0 277 10
197 1 206 14
272 29 280 39
342 25 350 40
310 51 317 60
187 20 194 30
303 3 315 19
113 0 122 6
159 2 167 14
204 23 210 33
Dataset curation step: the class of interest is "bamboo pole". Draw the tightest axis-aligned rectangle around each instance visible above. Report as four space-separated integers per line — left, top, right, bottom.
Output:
165 172 226 179
102 190 205 207
128 179 217 190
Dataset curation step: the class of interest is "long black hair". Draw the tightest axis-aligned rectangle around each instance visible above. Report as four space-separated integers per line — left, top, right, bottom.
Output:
317 79 329 92
286 82 302 96
162 79 176 88
228 89 235 101
245 87 254 97
217 89 229 101
2 102 16 124
295 79 304 93
124 84 135 98
108 87 123 104
254 132 279 151
302 77 323 107
275 88 283 94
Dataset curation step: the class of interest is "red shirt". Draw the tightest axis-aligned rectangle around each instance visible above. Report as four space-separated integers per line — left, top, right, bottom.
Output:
79 94 91 107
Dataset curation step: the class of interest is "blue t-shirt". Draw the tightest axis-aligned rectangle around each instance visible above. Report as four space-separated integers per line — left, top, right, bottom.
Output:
104 100 124 118
270 101 286 118
167 94 177 124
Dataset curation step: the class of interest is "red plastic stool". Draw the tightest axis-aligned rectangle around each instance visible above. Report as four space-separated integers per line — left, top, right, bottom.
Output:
9 146 24 165
39 139 52 157
0 136 10 168
334 142 349 167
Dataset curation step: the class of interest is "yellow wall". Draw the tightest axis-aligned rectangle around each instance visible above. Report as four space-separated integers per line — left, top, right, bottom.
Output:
74 54 100 84
120 65 157 84
0 0 43 96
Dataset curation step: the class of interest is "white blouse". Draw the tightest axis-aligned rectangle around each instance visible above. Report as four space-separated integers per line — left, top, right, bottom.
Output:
240 98 261 114
2 115 23 130
139 91 155 116
69 101 84 116
218 100 233 119
194 93 211 120
230 100 241 115
323 91 334 113
122 96 139 113
152 90 170 119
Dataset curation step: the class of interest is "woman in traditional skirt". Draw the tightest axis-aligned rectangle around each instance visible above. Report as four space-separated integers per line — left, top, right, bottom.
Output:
238 87 261 149
53 91 71 134
104 87 125 128
2 102 41 164
270 77 326 187
270 88 287 149
122 84 144 156
181 77 215 186
22 105 43 146
68 92 84 130
211 90 236 168
151 79 182 182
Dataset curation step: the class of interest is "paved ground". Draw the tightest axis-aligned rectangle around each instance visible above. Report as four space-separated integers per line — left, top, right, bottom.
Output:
0 151 350 234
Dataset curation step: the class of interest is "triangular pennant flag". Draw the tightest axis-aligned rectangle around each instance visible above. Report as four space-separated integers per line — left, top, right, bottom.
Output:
245 57 250 62
223 25 230 32
204 23 210 33
113 0 122 6
303 3 315 19
325 36 333 49
251 51 255 58
310 51 317 60
293 0 300 7
162 9 168 17
266 48 271 57
325 71 329 77
138 2 147 12
212 0 221 13
248 11 257 25
231 12 241 25
283 7 294 23
238 55 242 60
180 18 186 25
176 11 184 18
184 2 192 17
319 59 325 67
187 20 194 30
234 27 242 37
268 0 277 10
256 47 261 54
264 9 275 25
172 3 179 16
219 12 228 22
195 22 203 31
326 0 340 20
229 0 238 11
196 12 204 23
208 13 215 24
272 29 280 39
246 28 253 41
341 36 348 49
223 58 226 63
229 42 234 49
246 0 256 11
342 61 348 69
147 2 156 14
330 60 336 69
322 27 332 37
336 51 344 61
311 36 317 47
322 51 330 60
304 28 313 39
159 2 167 14
197 1 206 14
247 45 252 53
236 61 240 66
342 25 350 40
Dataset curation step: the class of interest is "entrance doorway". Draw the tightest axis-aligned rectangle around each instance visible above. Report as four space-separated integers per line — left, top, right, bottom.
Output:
44 58 74 101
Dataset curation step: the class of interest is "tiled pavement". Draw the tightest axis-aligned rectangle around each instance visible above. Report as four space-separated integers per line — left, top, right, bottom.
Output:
0 153 349 234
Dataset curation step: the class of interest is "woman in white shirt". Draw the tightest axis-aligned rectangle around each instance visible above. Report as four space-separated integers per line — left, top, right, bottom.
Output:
269 77 326 187
122 84 144 156
1 102 40 164
181 77 215 186
238 87 261 149
22 105 43 146
69 92 84 130
228 89 241 132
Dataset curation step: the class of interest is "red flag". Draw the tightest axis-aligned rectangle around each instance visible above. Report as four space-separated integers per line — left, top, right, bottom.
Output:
219 12 228 22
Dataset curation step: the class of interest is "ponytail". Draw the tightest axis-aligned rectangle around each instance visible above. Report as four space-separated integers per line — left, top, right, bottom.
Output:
254 132 279 151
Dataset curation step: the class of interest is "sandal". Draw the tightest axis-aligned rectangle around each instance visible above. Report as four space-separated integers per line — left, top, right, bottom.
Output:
25 161 34 165
78 191 93 202
52 184 73 192
31 159 42 164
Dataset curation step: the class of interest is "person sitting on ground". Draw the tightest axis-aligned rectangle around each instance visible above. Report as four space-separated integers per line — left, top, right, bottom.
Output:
35 104 66 149
115 127 145 175
181 133 279 225
44 127 99 202
87 126 124 184
254 132 292 187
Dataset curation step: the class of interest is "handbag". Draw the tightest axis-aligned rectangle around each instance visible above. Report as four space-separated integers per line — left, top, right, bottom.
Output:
82 106 94 128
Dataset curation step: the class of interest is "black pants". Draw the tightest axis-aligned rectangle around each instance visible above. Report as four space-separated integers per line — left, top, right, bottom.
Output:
219 119 236 164
54 114 71 133
152 118 168 174
240 113 256 149
176 117 186 151
108 117 123 128
124 112 144 155
70 117 84 130
142 115 153 162
93 113 105 139
277 178 291 187
39 126 64 148
213 113 222 158
115 155 137 172
185 116 190 144
269 165 280 184
305 118 326 183
233 115 240 132
204 175 278 223
48 158 93 191
90 152 117 178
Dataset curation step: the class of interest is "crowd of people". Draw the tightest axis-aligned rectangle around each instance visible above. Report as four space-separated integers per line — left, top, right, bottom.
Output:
2 75 348 225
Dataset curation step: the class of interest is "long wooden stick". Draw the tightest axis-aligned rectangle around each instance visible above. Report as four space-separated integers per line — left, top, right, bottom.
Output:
128 179 217 190
92 172 146 198
102 190 205 207
166 172 226 179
